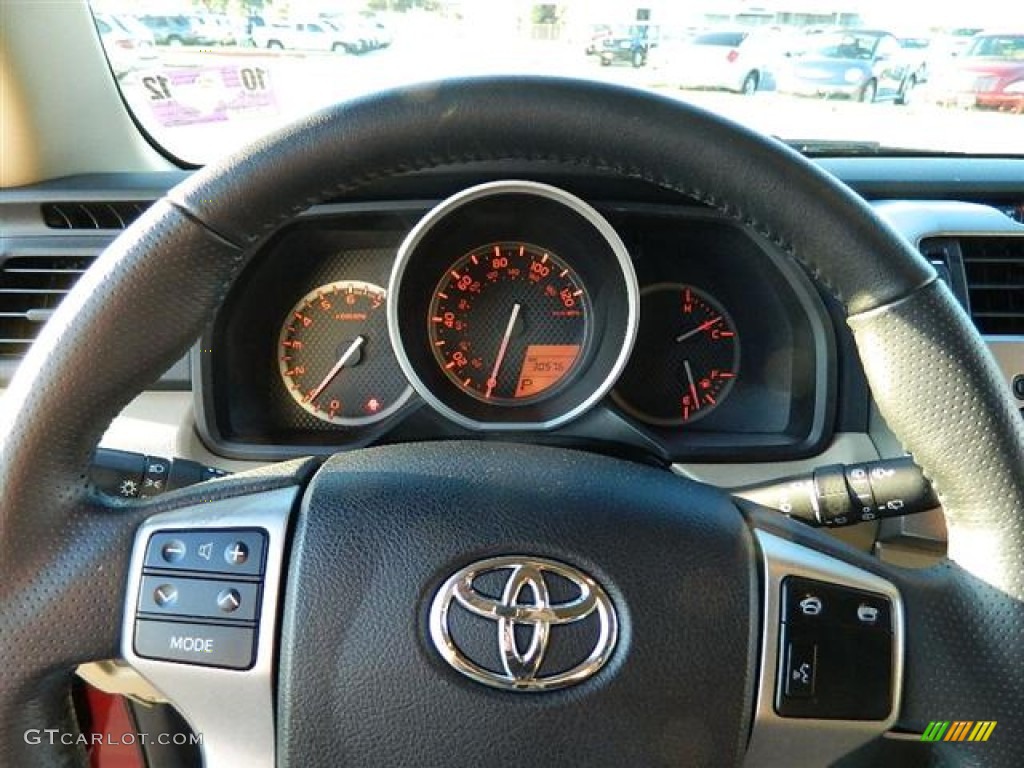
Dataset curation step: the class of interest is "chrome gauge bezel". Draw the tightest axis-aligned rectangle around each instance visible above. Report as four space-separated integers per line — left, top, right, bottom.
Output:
388 181 639 431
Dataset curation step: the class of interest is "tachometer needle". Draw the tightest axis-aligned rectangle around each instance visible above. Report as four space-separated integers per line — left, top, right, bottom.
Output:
305 335 365 404
675 316 722 343
485 303 522 399
684 359 701 411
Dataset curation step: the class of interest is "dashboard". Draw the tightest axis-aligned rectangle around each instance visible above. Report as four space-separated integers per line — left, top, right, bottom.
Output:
197 177 838 464
3 158 1024 490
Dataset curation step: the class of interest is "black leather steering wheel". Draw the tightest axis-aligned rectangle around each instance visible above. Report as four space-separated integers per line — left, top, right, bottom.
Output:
2 77 1023 767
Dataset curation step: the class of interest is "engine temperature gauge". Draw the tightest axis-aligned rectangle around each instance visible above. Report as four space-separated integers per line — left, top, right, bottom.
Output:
613 284 739 426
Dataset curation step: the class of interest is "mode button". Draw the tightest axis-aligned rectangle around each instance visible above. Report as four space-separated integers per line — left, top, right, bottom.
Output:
134 620 255 670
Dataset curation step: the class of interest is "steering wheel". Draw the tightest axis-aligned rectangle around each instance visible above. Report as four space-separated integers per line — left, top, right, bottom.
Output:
2 77 1022 768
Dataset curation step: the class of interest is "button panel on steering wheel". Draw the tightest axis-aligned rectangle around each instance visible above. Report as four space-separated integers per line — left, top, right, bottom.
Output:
777 576 894 719
132 529 268 670
745 530 905 766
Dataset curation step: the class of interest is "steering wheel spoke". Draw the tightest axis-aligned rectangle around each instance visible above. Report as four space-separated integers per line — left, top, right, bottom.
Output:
0 459 316 767
120 475 311 768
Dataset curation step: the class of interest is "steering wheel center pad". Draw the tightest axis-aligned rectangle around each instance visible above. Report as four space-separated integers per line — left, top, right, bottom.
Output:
280 442 756 766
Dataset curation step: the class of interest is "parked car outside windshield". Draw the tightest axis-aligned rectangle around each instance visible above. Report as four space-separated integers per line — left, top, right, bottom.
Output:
85 0 1024 163
776 31 916 104
92 12 157 75
651 30 784 95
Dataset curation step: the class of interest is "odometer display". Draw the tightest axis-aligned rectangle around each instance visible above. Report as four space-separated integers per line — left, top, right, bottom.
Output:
428 242 590 404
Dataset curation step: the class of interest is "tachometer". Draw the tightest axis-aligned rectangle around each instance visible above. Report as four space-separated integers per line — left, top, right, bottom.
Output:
278 280 413 425
429 242 590 404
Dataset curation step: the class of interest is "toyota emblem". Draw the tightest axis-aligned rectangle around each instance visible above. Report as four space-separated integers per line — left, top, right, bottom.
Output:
428 556 618 691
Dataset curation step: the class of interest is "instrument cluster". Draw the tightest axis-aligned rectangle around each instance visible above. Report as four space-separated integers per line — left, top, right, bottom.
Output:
198 184 836 462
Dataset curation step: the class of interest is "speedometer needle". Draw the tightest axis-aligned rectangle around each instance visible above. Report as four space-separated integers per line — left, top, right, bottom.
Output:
485 303 521 399
305 335 365 404
675 316 722 343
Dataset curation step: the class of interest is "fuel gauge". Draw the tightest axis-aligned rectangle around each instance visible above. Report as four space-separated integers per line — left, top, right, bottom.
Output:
613 283 740 426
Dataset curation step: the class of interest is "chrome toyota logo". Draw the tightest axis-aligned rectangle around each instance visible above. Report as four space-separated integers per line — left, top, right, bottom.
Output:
429 556 618 691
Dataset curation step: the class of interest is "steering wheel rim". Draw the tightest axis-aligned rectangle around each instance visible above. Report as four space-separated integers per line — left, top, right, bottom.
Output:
2 76 1023 767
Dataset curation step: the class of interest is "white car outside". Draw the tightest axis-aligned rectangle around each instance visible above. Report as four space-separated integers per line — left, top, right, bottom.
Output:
652 29 784 95
252 20 357 53
92 12 158 75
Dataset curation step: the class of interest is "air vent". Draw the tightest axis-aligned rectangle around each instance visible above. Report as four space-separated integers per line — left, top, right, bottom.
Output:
41 201 149 230
918 237 970 312
0 253 95 357
960 236 1024 336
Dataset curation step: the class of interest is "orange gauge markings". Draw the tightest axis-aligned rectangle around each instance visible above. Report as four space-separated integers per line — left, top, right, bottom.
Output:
428 242 590 404
277 280 411 426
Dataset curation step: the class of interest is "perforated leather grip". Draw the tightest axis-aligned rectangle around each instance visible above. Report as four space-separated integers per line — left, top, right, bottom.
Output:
849 281 1024 765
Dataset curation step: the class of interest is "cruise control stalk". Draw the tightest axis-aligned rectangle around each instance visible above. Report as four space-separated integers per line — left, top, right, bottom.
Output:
732 456 939 528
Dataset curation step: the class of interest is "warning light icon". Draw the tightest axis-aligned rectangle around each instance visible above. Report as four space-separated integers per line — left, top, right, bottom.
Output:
365 398 382 413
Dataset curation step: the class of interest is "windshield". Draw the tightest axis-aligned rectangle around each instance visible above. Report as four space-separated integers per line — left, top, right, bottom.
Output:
966 34 1024 59
693 32 749 47
87 2 1023 163
805 32 880 59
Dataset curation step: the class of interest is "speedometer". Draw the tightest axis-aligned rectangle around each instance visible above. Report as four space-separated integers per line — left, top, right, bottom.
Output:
388 180 639 431
429 242 591 404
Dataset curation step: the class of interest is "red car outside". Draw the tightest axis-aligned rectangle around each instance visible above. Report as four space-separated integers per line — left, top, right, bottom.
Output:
944 33 1024 113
